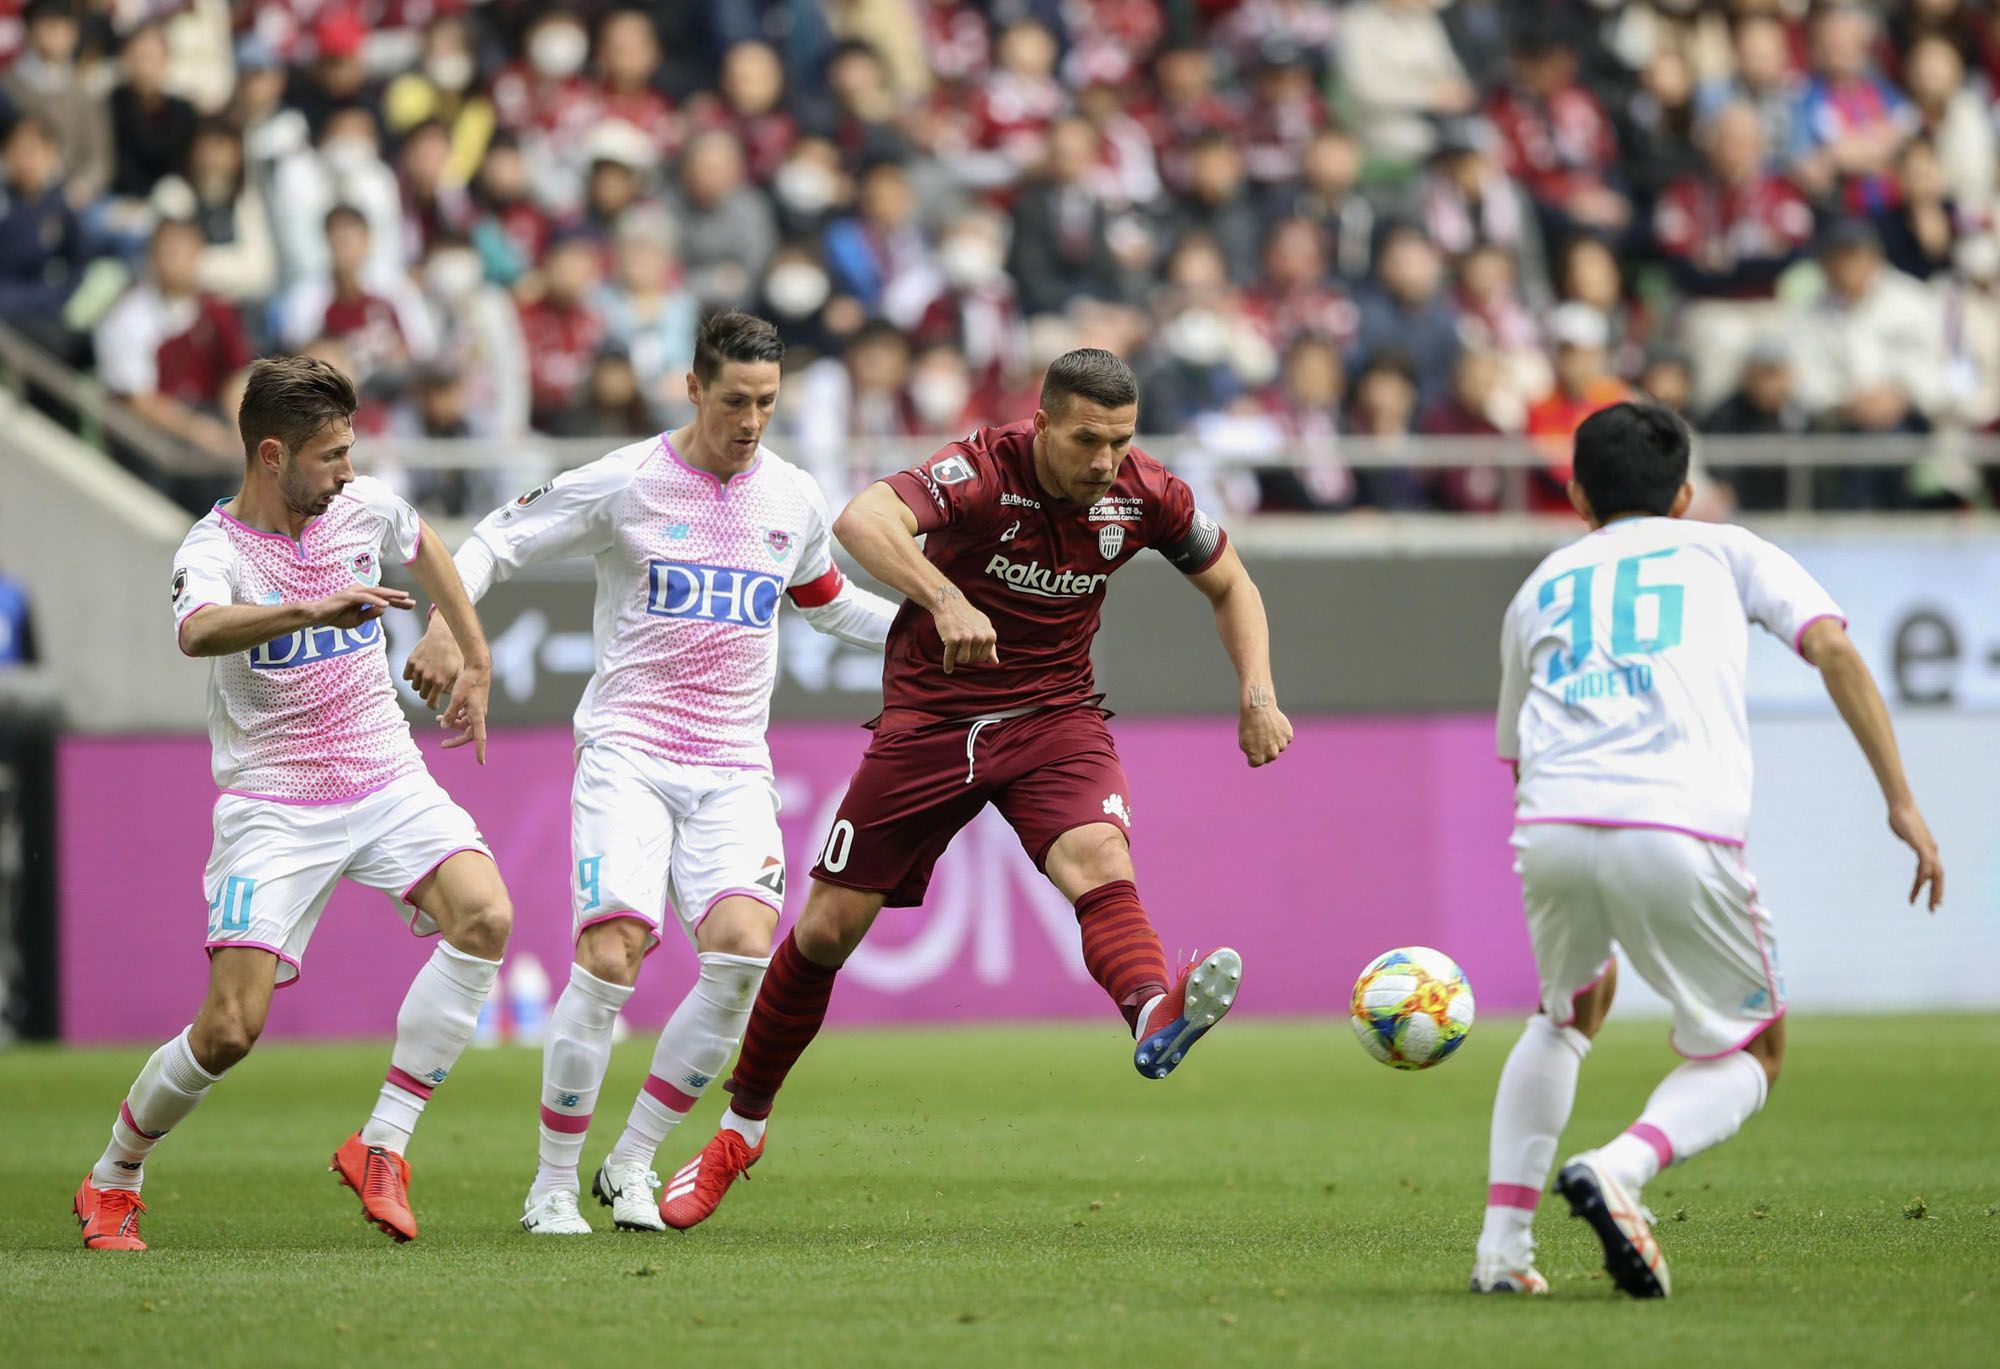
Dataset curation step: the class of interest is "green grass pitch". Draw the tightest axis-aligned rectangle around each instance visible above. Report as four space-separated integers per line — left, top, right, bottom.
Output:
4 1016 1995 1367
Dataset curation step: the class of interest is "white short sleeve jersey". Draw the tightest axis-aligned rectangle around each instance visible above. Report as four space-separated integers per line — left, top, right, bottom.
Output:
458 435 845 772
1497 517 1844 843
172 476 427 803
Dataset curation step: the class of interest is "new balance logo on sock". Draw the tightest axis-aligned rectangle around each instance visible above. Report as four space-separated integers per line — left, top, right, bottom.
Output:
426 1067 449 1084
115 1161 141 1171
556 1092 582 1108
681 1071 712 1091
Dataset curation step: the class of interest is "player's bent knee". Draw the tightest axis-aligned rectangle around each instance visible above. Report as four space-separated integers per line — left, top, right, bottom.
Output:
697 900 778 959
575 918 648 986
1046 823 1134 899
795 891 875 966
191 1008 263 1072
1746 1018 1786 1087
446 892 512 959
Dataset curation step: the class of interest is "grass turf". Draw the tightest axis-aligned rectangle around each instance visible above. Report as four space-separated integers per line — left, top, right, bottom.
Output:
3 1016 1995 1368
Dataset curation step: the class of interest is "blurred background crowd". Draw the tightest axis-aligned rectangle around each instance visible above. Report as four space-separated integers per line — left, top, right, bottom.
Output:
3 0 1998 518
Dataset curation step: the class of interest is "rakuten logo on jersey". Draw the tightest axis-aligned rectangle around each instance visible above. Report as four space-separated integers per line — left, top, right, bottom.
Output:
647 560 785 628
248 617 383 670
983 554 1109 598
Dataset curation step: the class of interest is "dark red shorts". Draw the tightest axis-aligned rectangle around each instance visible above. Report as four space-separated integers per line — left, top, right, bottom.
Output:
810 702 1132 907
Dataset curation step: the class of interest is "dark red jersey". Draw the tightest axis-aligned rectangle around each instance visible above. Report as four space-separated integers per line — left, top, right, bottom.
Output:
877 419 1227 721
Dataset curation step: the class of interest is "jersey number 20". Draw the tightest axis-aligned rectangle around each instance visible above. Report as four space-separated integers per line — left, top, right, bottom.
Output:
1540 549 1685 685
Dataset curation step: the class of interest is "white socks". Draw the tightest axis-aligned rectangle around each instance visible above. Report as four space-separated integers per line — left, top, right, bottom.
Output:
361 940 501 1155
91 1027 222 1191
1478 1014 1591 1260
1594 1050 1770 1192
530 963 635 1199
608 951 768 1169
720 1106 766 1147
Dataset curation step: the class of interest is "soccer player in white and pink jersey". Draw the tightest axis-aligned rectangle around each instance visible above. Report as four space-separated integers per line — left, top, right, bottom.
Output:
73 356 516 1252
404 312 897 1234
1475 403 1944 1298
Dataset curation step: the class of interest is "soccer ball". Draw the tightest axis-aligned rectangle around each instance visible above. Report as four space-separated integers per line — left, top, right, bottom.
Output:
1349 947 1475 1070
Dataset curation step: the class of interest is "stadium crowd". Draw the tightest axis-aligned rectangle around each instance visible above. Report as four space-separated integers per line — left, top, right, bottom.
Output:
2 0 1997 515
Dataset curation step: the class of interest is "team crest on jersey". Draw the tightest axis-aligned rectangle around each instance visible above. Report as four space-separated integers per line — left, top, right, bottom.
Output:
515 481 553 506
930 454 975 486
765 528 793 561
171 566 187 605
1098 524 1126 559
351 550 379 585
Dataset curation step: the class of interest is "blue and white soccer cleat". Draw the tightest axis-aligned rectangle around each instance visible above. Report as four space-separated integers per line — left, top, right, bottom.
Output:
1133 948 1243 1080
1556 1155 1671 1298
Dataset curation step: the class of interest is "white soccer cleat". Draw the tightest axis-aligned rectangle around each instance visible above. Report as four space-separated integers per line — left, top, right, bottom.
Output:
1556 1154 1671 1298
592 1159 665 1232
520 1186 593 1235
1469 1255 1549 1294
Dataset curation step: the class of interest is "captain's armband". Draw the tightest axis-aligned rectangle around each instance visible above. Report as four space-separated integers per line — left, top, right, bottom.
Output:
1160 508 1227 574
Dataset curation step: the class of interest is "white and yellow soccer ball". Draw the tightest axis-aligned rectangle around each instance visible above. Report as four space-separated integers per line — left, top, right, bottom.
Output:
1349 946 1475 1069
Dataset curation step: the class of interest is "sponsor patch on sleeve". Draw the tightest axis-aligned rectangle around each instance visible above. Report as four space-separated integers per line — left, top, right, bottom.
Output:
930 454 975 486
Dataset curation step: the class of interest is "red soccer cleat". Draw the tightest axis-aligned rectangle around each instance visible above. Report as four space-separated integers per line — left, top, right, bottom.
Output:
330 1132 418 1243
659 1128 763 1231
74 1175 147 1252
1133 947 1243 1080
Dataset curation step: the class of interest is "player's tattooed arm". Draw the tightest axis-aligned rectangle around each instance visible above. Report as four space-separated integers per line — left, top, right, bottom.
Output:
1185 543 1293 767
834 483 999 673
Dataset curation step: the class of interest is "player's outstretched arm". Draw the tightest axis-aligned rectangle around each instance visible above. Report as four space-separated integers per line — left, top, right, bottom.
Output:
406 518 494 764
178 587 415 658
1185 543 1292 767
1802 618 1943 911
833 482 998 673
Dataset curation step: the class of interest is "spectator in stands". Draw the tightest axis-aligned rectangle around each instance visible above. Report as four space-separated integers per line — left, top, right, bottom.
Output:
1418 118 1548 305
575 120 654 249
490 8 597 213
1007 116 1120 316
593 207 697 427
1247 333 1352 513
1246 215 1359 355
1422 349 1511 513
270 103 405 290
419 231 530 440
1351 222 1461 411
1338 0 1477 170
1617 46 1705 217
1696 11 1803 169
93 216 252 463
821 39 911 171
1143 41 1247 197
278 203 436 389
468 132 551 287
392 363 478 516
283 10 379 140
1526 303 1631 506
1 0 109 210
692 41 798 186
397 118 473 265
905 341 977 433
967 18 1066 189
1163 130 1263 286
1071 48 1161 214
767 133 852 240
1656 100 1815 409
1876 138 1963 281
1903 34 1997 218
588 10 679 165
1637 347 1696 418
517 232 608 431
1345 350 1427 509
1451 241 1547 429
1136 232 1267 432
1554 233 1644 379
0 114 90 363
1788 2 1919 216
1239 36 1327 190
1701 336 1808 511
670 128 778 311
548 348 653 438
917 208 1025 389
756 239 846 359
232 34 307 214
174 118 277 309
824 156 936 328
1272 126 1374 283
1487 21 1631 244
381 13 495 189
108 21 194 205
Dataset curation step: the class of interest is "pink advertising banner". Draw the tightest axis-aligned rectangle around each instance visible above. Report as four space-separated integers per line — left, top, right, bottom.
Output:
56 718 1538 1043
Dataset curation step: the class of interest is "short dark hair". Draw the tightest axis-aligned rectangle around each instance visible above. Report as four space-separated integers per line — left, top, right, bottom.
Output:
237 355 359 461
692 310 785 383
1039 348 1138 416
1572 402 1690 520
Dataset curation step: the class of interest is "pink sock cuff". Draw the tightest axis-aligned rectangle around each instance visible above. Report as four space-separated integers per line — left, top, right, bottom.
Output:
540 1105 592 1134
1487 1182 1542 1211
385 1066 436 1100
1626 1121 1675 1169
119 1100 165 1141
641 1074 700 1114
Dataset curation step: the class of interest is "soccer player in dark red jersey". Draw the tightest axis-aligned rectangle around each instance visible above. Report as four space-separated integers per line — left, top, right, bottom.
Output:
658 347 1293 1229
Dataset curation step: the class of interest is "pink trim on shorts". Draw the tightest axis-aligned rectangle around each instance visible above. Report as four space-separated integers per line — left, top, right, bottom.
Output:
1792 613 1847 661
1516 816 1745 848
641 1074 700 1114
120 1101 165 1141
539 1105 591 1134
1552 958 1616 1028
576 910 665 957
663 434 761 499
399 845 490 907
1675 1007 1787 1060
694 886 782 932
220 775 400 808
1625 1122 1674 1169
1487 1183 1541 1212
203 938 302 987
1675 852 1785 1060
385 1066 435 1100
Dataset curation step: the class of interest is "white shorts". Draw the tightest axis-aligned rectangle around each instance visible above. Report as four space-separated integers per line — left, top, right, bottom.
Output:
203 769 491 986
1513 822 1785 1059
570 742 786 952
